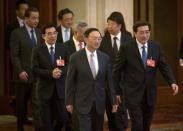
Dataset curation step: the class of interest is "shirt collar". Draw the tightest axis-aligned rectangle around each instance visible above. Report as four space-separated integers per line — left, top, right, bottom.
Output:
110 31 121 40
17 16 24 26
45 42 55 50
73 36 84 45
85 47 97 57
25 23 34 33
61 25 70 32
136 39 148 49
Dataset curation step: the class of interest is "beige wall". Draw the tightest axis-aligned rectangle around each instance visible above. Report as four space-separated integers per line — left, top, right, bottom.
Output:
57 0 87 25
57 0 133 34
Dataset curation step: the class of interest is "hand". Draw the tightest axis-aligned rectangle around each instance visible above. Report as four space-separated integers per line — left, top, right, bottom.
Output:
171 83 179 96
52 68 61 79
66 105 73 113
179 59 183 66
112 104 118 113
116 95 122 105
19 71 28 81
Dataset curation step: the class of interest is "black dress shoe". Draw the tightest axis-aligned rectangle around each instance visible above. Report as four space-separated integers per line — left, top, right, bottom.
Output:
9 99 16 115
24 118 33 125
17 128 24 131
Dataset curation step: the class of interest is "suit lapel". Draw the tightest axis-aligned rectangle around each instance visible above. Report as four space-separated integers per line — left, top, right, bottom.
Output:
57 26 63 43
96 50 102 79
132 41 145 69
69 39 77 52
35 28 41 45
81 49 96 79
147 42 153 59
22 27 33 47
42 43 53 67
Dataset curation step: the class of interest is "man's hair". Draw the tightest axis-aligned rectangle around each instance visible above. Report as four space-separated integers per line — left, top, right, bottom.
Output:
84 28 101 38
41 23 57 34
58 8 74 20
133 21 151 32
107 11 127 33
73 21 88 33
24 7 39 18
16 0 28 10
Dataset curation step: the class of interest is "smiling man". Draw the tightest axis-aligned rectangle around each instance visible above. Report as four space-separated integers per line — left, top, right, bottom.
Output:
10 7 41 131
65 28 118 131
31 23 72 131
113 21 179 131
57 8 74 44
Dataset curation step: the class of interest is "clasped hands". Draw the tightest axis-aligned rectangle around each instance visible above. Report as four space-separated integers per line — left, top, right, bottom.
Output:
52 68 62 79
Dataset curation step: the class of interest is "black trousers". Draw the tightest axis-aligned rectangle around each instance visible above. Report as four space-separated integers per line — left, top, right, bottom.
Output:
127 94 155 131
77 103 104 131
15 83 32 129
31 83 42 130
106 94 128 131
40 87 72 131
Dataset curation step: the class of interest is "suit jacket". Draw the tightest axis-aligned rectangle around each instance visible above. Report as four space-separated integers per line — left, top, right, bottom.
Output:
113 39 176 106
99 31 132 65
99 31 132 94
56 25 73 44
6 18 21 49
31 43 68 100
65 49 116 114
64 38 77 59
10 26 41 83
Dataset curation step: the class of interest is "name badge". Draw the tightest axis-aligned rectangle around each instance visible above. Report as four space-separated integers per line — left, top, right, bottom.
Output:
57 57 65 67
147 57 155 67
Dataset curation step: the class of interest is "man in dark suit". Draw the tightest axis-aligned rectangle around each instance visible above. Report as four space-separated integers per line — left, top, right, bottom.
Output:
31 23 72 131
65 20 87 58
6 0 29 49
64 20 88 131
10 7 41 131
6 0 29 115
65 28 118 131
99 11 132 131
113 21 179 131
57 8 74 44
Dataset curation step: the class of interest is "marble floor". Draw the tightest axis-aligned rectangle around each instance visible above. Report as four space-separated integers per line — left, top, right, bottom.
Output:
1 104 183 131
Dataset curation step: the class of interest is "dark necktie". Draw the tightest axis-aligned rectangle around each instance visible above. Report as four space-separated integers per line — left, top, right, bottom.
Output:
50 46 55 65
113 37 118 57
89 53 96 78
31 29 36 47
142 46 147 67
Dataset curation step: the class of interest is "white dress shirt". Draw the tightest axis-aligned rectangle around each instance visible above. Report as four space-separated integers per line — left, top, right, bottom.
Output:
110 31 121 50
85 47 99 75
45 42 55 54
73 36 85 51
61 25 71 43
136 39 148 58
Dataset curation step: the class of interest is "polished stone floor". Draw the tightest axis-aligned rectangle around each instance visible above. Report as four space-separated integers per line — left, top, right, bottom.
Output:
1 104 183 131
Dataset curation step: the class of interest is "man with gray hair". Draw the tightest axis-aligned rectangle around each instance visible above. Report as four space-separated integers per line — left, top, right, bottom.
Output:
64 20 87 131
64 20 88 59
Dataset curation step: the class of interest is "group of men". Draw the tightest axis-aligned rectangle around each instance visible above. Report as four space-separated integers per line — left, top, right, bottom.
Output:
7 1 179 131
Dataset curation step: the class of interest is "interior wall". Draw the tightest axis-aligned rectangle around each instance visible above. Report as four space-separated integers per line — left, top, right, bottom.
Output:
57 0 87 25
57 0 133 34
154 0 177 85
